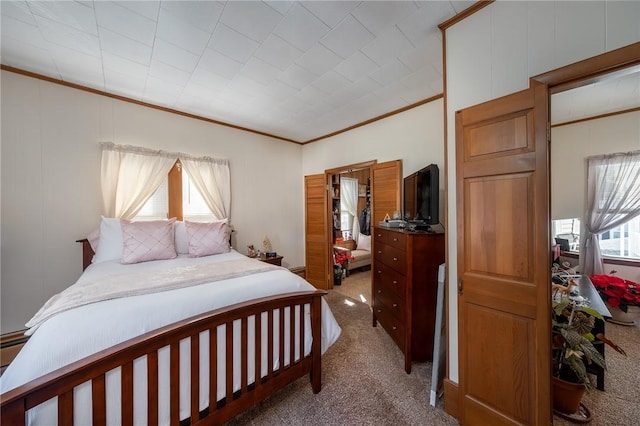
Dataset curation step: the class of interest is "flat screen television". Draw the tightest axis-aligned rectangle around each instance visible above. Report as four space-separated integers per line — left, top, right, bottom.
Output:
403 164 439 226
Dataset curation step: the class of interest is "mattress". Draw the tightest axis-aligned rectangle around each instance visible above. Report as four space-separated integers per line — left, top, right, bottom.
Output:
0 250 341 424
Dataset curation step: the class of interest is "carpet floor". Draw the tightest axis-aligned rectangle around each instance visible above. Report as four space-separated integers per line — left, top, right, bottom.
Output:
227 269 457 425
228 270 640 425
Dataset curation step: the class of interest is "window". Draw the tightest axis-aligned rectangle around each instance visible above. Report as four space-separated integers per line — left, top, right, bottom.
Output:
135 161 216 222
599 215 640 260
552 218 580 251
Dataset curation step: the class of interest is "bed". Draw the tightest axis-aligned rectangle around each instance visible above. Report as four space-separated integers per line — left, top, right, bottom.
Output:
0 219 341 425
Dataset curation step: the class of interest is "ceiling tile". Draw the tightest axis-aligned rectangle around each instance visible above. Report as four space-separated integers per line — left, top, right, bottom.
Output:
28 0 97 35
149 60 191 86
277 63 318 90
1 1 37 26
0 36 58 77
152 38 200 73
239 57 281 86
104 68 146 99
261 79 300 102
156 8 210 55
450 1 477 14
369 59 410 86
113 1 160 22
399 37 441 73
397 2 452 46
34 14 101 57
300 1 360 27
99 26 152 65
320 14 374 59
198 48 244 80
95 1 156 46
143 75 184 105
333 51 379 82
219 1 284 43
189 67 231 91
254 34 303 71
311 70 351 95
361 25 414 66
273 3 330 51
264 1 295 16
102 52 149 80
160 1 222 33
1 14 48 50
295 43 342 76
208 23 260 64
352 1 417 35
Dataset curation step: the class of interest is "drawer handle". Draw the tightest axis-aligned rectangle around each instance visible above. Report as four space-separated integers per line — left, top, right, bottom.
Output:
377 290 382 294
377 309 382 313
392 280 397 284
392 326 397 330
378 250 382 254
393 257 398 261
393 303 397 307
377 270 382 274
393 238 398 242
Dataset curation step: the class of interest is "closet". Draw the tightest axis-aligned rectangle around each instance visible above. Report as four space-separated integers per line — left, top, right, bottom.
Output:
304 160 401 289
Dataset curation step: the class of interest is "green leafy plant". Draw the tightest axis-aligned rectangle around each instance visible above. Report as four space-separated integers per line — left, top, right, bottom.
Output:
552 299 626 386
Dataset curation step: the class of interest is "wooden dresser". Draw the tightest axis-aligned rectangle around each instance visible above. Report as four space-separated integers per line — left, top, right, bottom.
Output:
372 226 445 373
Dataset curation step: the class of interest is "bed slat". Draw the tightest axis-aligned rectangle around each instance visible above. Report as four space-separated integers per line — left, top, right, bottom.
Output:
58 390 73 426
241 317 248 395
122 361 134 426
225 321 233 404
254 314 262 392
279 307 285 372
92 374 106 426
208 326 217 414
190 334 200 423
289 305 295 366
147 351 159 426
170 342 180 426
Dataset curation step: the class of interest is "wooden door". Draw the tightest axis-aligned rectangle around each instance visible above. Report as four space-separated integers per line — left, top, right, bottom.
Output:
371 160 402 225
305 174 330 290
456 82 551 425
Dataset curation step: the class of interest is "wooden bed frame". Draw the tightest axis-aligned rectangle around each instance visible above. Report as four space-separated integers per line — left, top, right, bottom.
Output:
1 240 327 425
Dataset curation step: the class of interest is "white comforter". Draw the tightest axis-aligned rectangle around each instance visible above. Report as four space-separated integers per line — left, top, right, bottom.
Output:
0 250 341 424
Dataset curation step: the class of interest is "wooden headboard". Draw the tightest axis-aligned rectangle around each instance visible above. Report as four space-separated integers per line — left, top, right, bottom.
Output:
76 239 94 271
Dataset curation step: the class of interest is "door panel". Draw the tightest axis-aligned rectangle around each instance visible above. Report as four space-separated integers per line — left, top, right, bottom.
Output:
305 174 329 290
456 83 550 425
371 160 402 225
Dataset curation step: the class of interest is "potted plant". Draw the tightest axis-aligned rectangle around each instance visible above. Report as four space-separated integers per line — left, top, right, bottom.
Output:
551 297 626 418
590 273 640 324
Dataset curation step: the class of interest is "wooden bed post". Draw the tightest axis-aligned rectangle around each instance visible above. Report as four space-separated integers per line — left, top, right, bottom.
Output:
310 295 323 393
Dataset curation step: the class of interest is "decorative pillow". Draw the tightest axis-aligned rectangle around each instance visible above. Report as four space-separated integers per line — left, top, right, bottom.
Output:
121 218 177 264
92 217 123 264
357 234 371 251
86 228 100 253
185 220 231 258
174 221 189 255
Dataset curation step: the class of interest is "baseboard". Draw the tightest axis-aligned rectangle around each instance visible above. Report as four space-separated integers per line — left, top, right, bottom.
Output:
443 378 460 419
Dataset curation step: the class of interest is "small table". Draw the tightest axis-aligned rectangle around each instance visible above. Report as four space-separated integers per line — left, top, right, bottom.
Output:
257 254 283 266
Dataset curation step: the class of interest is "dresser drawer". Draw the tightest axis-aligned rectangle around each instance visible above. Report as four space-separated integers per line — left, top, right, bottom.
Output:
374 301 405 351
374 242 406 274
373 262 406 298
373 227 406 250
374 288 405 322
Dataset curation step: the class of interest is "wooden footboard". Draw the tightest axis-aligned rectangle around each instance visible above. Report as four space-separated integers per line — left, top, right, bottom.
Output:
1 290 327 425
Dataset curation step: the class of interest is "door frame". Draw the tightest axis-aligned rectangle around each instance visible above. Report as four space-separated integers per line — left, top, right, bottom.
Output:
445 41 640 420
324 160 377 288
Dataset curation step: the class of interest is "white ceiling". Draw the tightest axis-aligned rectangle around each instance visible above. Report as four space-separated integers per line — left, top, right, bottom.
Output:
0 0 475 142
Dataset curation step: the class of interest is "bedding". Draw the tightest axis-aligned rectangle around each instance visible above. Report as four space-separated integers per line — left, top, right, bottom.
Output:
0 250 341 424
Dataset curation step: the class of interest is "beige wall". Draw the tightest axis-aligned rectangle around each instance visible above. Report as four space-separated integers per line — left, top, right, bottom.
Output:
0 71 304 334
551 110 640 221
301 98 446 222
445 0 640 381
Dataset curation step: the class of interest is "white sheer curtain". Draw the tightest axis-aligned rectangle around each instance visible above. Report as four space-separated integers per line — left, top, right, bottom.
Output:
580 150 640 276
180 156 230 220
101 143 176 219
340 177 360 243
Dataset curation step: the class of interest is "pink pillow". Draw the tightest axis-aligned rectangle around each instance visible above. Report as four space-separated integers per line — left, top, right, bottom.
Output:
185 220 231 257
121 219 177 264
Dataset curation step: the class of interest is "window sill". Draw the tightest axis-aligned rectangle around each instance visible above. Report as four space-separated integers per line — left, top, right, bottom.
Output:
560 250 640 267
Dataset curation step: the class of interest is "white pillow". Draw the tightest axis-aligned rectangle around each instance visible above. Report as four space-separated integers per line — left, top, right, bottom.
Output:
357 234 371 251
121 218 177 264
185 220 231 257
174 221 189 254
92 217 123 264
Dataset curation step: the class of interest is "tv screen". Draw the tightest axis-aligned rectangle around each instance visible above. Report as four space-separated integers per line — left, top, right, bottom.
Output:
403 164 439 225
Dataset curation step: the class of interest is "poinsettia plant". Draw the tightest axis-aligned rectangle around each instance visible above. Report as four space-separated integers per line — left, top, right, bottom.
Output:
590 273 640 313
334 250 353 267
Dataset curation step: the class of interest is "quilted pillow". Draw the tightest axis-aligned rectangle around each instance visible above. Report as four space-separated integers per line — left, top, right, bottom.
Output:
174 221 189 254
185 220 231 257
121 219 177 264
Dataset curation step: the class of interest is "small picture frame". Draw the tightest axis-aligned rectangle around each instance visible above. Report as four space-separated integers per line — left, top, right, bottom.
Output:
358 184 367 197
